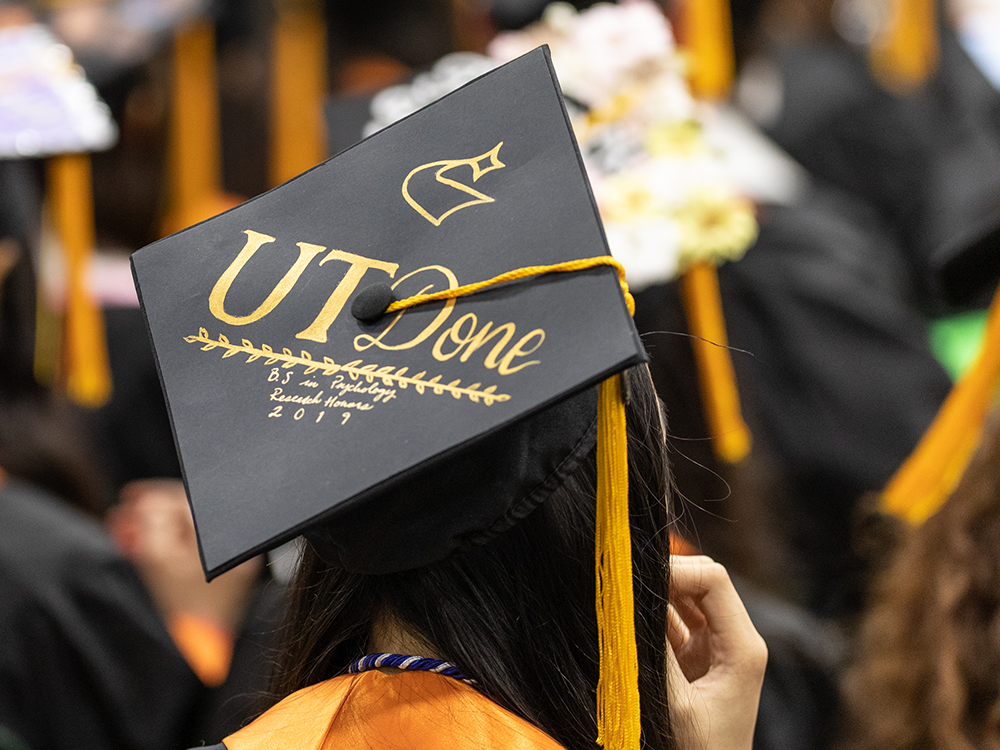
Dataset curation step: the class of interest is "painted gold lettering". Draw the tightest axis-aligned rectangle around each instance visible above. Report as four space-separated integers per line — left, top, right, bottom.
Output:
497 329 545 375
461 321 516 368
209 230 325 326
354 265 459 352
296 250 399 343
432 313 479 361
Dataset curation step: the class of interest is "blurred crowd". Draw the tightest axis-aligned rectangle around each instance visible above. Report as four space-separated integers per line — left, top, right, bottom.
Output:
0 0 999 748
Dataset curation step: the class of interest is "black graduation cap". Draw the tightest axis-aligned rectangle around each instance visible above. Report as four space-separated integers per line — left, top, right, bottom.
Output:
132 47 645 580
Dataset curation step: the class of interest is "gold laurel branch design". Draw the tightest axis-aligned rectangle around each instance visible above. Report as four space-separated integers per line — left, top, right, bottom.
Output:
182 328 512 406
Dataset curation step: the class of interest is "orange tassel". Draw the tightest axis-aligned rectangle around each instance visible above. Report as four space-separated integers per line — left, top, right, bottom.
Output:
46 154 112 407
270 0 327 187
168 612 234 687
682 0 735 100
669 532 700 556
882 283 1000 524
870 0 939 91
680 262 751 463
162 19 241 235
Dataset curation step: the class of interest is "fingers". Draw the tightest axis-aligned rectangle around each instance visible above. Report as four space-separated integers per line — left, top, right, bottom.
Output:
669 555 768 675
119 478 188 508
666 556 767 750
115 480 198 559
671 591 708 633
666 602 691 654
113 480 263 632
106 504 139 557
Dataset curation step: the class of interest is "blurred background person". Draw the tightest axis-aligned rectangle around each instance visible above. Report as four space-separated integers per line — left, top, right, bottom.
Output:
839 408 1000 750
0 7 276 747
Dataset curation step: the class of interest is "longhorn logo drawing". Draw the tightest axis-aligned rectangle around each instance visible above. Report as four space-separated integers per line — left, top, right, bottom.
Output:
401 142 505 226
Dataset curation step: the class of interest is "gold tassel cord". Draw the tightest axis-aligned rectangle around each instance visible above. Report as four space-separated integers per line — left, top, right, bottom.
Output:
595 374 642 750
870 0 939 91
270 0 327 187
385 256 634 316
389 257 642 749
47 154 112 407
683 0 735 100
882 283 1000 524
680 261 751 463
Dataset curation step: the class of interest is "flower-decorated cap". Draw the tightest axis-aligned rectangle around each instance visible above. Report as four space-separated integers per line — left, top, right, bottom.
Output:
0 22 118 406
0 23 116 159
131 46 645 580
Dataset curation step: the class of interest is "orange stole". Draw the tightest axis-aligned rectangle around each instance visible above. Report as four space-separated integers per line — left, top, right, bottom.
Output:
224 670 565 750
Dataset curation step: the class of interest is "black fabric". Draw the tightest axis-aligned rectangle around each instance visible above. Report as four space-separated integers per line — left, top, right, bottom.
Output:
0 726 29 750
724 186 951 614
0 161 42 400
0 479 204 750
722 186 951 496
737 580 845 750
925 31 1000 304
763 29 1000 309
87 306 182 491
307 387 598 573
193 577 287 740
635 184 952 614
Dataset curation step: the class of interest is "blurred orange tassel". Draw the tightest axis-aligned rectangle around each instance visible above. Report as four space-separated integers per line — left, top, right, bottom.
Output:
870 0 939 91
682 0 735 100
882 283 1000 524
270 0 327 187
670 532 700 556
680 262 751 462
47 154 112 408
168 612 234 687
162 19 241 235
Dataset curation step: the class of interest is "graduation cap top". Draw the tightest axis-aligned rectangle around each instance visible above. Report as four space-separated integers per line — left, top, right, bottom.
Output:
132 46 645 581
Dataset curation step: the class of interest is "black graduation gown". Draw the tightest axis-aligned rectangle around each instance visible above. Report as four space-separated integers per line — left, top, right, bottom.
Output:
87 306 182 491
635 183 953 615
761 28 1000 308
736 579 845 750
0 479 204 750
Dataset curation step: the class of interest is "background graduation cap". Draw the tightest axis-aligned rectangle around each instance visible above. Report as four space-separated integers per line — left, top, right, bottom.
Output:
134 47 646 748
483 0 758 467
0 21 117 407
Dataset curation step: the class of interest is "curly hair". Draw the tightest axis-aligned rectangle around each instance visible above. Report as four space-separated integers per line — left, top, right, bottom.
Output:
840 411 1000 750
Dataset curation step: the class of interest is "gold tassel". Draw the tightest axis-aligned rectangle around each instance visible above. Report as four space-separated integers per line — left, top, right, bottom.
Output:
47 154 112 407
680 261 751 463
882 283 1000 524
595 374 641 750
870 0 939 91
270 0 327 187
386 257 642 748
162 19 239 235
683 0 735 100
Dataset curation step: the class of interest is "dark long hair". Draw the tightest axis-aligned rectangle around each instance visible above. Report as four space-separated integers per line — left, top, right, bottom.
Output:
271 365 677 749
0 160 108 515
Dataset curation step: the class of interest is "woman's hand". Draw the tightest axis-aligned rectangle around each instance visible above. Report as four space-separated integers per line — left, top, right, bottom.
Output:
108 479 263 633
666 555 767 750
